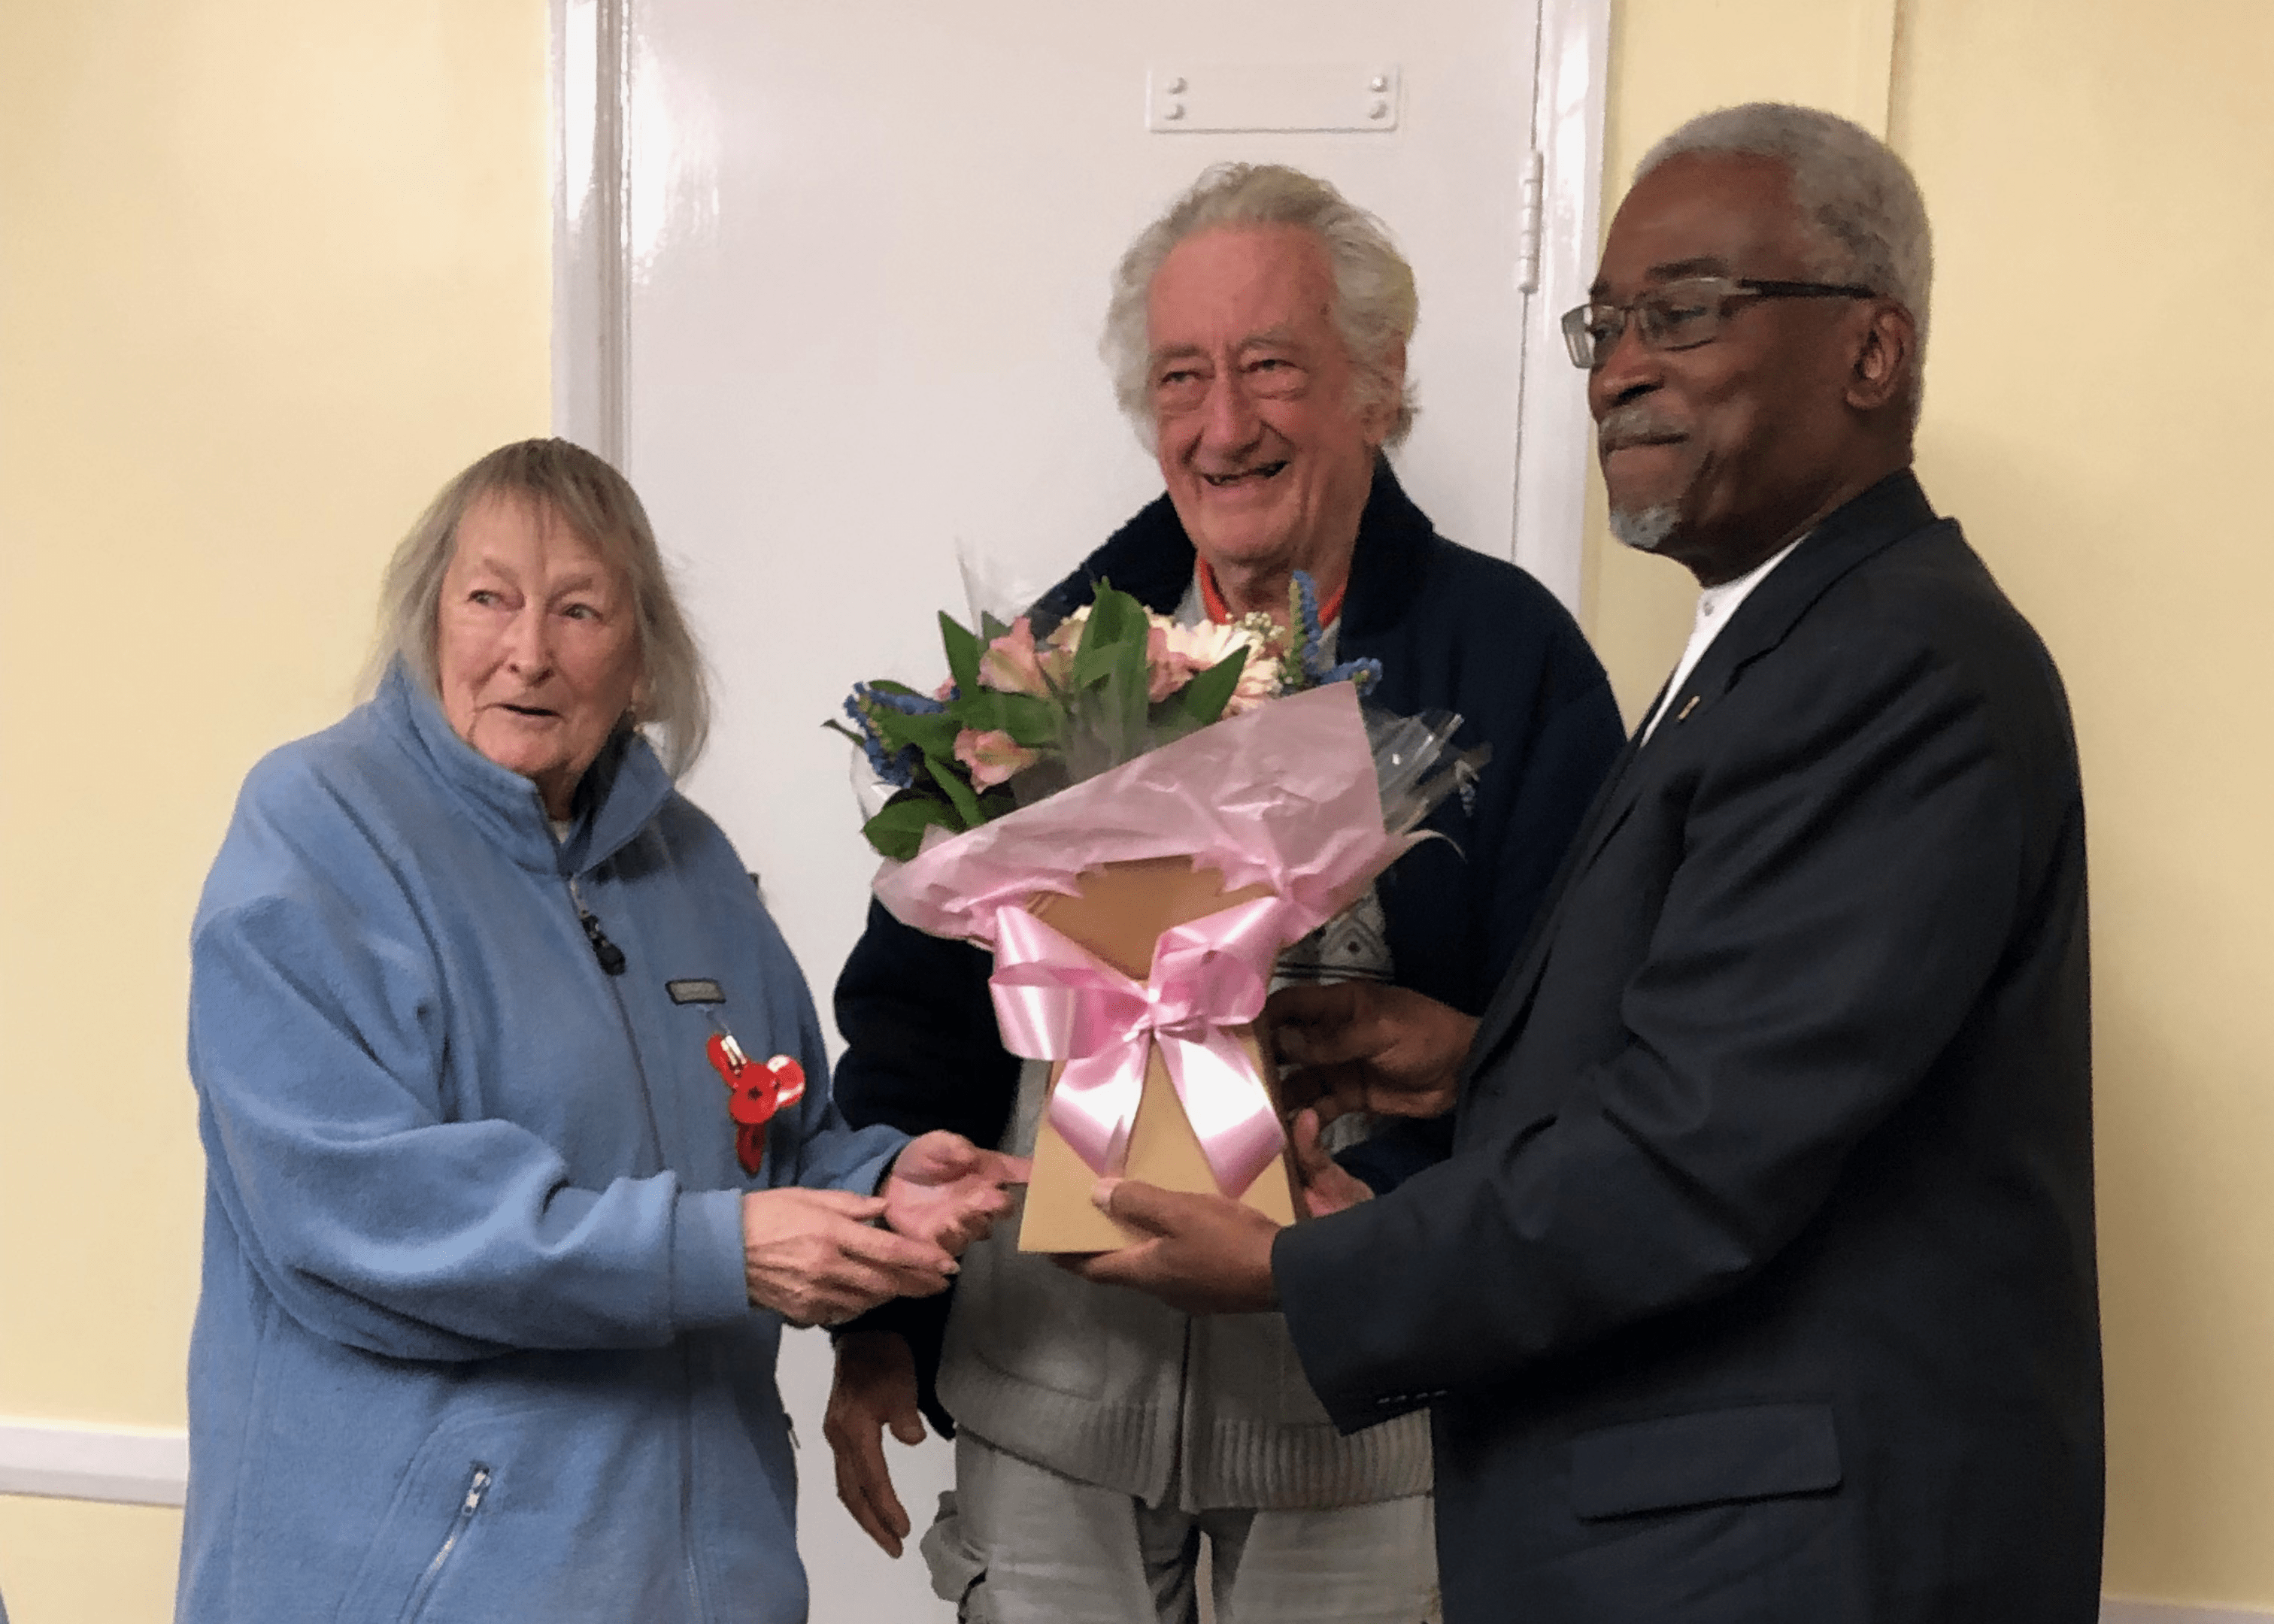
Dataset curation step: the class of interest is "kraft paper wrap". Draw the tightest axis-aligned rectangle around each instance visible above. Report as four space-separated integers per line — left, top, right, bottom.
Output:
1014 859 1296 1249
871 683 1408 1251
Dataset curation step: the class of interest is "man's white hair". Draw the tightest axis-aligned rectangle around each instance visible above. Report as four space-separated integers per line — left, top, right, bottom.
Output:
1639 103 1933 417
1102 162 1418 450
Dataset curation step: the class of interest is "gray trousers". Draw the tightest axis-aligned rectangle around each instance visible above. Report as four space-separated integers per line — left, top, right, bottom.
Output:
923 1432 1441 1624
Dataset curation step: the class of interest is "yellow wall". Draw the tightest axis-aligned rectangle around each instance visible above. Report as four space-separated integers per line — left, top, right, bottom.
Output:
1595 0 2274 1609
0 2 550 1618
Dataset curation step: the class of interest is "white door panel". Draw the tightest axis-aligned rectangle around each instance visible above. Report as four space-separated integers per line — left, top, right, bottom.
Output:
556 5 1603 1616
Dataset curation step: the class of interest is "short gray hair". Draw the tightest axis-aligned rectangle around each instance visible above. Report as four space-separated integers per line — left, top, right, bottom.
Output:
1639 104 1932 416
363 438 711 777
1103 163 1419 447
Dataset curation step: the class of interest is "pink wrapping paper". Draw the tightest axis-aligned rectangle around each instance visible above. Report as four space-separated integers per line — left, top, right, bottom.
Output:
871 682 1413 1198
873 682 1402 947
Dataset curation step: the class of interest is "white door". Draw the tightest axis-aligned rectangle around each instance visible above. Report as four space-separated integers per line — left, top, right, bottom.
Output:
555 4 1605 1616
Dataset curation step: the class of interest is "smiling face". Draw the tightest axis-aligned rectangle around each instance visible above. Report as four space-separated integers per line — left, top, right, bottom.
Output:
1590 151 1902 584
1145 225 1394 601
435 492 644 818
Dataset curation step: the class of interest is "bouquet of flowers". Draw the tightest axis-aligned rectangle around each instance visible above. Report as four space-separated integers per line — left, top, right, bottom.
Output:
828 574 1381 860
832 574 1481 1250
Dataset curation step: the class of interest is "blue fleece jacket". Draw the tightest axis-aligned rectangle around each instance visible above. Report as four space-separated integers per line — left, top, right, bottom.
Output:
179 666 905 1624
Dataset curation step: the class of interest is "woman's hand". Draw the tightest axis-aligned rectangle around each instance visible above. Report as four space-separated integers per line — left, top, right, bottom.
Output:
1267 982 1478 1123
739 1188 957 1326
882 1131 1030 1256
823 1329 926 1557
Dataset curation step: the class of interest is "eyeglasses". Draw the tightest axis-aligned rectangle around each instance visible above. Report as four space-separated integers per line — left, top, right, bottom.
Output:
1560 277 1877 370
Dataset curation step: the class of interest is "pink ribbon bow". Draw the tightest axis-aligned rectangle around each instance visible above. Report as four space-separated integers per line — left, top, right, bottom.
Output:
988 898 1292 1198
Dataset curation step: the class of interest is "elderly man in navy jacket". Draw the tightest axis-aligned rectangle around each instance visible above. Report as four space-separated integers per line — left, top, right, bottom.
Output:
824 162 1623 1621
1079 107 2103 1624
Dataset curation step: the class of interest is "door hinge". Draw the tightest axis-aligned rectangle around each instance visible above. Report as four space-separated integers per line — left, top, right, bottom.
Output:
1516 147 1546 294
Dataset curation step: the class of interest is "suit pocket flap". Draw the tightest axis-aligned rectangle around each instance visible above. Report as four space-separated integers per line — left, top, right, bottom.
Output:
1570 1402 1842 1520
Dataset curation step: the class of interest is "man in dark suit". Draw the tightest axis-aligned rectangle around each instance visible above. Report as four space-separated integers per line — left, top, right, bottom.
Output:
1075 103 2103 1623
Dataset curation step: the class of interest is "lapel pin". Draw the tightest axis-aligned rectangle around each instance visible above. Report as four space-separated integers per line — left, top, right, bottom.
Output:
1676 695 1701 723
706 1032 807 1175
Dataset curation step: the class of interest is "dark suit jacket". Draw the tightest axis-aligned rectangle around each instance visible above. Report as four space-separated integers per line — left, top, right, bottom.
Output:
1275 471 2103 1624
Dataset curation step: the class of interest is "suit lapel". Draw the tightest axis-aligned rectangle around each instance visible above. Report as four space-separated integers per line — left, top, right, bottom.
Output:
1459 470 1942 1085
1661 471 1939 732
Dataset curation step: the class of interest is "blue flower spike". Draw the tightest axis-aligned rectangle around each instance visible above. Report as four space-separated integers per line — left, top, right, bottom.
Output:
1288 570 1379 694
843 686 923 788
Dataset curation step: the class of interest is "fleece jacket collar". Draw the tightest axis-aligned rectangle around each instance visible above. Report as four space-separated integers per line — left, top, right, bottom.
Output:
377 661 675 878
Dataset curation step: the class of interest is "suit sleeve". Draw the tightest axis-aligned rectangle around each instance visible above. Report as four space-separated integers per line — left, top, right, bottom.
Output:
1275 632 2033 1429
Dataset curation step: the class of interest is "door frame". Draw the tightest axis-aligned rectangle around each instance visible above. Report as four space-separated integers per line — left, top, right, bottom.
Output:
550 0 1610 613
1508 0 1612 611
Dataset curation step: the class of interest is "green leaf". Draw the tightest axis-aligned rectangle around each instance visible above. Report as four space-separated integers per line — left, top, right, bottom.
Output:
954 689 1060 748
1072 583 1145 689
939 612 983 696
1111 652 1150 756
979 611 1011 644
872 706 960 758
1177 646 1248 726
1005 693 1061 749
860 794 962 861
924 752 985 826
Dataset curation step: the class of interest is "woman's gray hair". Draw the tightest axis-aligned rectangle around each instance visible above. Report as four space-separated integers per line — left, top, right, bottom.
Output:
1102 163 1419 448
362 438 711 777
1639 103 1933 416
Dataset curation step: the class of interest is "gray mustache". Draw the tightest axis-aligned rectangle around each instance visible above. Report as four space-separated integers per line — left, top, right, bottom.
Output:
1597 405 1681 450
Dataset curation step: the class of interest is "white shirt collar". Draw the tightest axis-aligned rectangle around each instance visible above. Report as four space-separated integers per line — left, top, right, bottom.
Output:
1641 533 1809 743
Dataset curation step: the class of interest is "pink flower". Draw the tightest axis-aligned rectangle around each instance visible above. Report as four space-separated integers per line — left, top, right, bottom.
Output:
1045 607 1085 642
954 727 1038 788
979 617 1054 695
1220 652 1284 716
1145 626 1200 702
1154 617 1285 715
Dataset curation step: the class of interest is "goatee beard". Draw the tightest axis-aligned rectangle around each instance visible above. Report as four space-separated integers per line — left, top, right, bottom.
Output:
1610 504 1678 553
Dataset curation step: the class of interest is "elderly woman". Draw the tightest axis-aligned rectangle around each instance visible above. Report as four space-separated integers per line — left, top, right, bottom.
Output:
178 439 1023 1624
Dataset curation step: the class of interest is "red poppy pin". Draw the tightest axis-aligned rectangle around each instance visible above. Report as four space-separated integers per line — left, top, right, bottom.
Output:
706 1034 807 1175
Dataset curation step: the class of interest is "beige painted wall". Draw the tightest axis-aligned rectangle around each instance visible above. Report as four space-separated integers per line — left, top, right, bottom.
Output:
4 0 2268 1617
0 3 549 1618
1595 0 2274 1609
